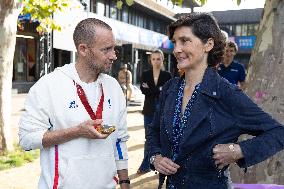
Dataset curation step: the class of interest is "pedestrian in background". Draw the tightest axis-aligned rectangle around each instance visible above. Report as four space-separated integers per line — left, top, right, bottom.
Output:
19 18 130 189
147 12 284 189
218 41 246 90
118 63 134 102
137 49 171 174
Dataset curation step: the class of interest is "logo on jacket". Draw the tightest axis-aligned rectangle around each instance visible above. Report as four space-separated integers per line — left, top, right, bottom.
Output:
230 69 238 72
69 100 78 108
108 99 111 108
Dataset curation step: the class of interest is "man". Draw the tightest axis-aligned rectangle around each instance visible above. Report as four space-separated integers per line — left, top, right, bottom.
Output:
19 18 130 189
218 41 246 89
118 64 133 101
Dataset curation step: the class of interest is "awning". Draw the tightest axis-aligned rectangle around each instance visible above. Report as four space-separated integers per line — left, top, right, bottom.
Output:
53 5 173 52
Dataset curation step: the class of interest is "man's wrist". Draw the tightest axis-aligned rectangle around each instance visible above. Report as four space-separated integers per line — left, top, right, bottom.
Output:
119 178 130 185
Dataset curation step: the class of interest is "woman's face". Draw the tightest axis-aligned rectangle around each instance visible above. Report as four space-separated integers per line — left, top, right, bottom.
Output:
150 53 163 69
172 26 209 71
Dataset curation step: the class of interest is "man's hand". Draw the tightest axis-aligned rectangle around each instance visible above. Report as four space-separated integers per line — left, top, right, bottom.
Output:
153 155 180 175
78 119 111 139
213 143 244 169
120 183 130 189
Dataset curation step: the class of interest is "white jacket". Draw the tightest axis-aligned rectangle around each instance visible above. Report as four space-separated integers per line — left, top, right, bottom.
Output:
19 63 129 189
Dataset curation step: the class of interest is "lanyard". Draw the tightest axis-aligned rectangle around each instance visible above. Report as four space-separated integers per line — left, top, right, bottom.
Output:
75 81 104 128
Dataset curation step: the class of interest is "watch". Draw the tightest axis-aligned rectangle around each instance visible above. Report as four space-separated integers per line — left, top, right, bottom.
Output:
150 154 159 164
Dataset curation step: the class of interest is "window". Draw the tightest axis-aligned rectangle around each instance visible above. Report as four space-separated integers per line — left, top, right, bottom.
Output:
122 6 129 23
110 1 117 19
235 25 242 36
247 24 255 36
96 0 105 16
13 37 36 82
105 0 110 17
149 19 154 31
138 14 144 27
90 0 97 13
155 21 161 33
241 24 247 36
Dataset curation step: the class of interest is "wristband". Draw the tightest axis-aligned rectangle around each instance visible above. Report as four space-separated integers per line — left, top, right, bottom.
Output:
119 179 130 184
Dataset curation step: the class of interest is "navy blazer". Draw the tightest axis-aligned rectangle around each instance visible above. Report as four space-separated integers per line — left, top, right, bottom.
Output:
147 67 284 189
140 69 171 116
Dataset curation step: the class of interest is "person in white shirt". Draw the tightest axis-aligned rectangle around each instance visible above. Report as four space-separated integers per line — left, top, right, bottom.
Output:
19 18 129 189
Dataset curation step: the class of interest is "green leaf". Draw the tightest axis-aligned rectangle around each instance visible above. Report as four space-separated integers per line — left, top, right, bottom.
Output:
125 0 134 6
20 0 72 32
117 0 123 9
196 0 208 6
237 0 241 5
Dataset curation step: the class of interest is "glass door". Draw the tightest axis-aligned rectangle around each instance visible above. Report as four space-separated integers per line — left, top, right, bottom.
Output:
13 37 36 82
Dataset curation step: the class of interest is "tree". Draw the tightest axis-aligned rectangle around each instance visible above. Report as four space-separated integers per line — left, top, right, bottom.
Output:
0 0 70 153
0 1 21 152
229 0 284 184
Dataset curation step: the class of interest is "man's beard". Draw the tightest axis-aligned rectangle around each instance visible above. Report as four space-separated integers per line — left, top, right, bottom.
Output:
88 61 110 75
86 52 109 74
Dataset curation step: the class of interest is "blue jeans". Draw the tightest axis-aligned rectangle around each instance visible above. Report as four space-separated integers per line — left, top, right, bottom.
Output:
138 115 153 172
138 100 159 172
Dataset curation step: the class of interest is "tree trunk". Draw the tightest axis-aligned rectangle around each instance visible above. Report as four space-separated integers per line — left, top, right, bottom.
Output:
0 1 21 152
230 0 284 184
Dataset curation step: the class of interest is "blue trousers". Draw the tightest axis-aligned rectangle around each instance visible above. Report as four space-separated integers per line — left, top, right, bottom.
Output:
138 115 153 172
138 100 159 172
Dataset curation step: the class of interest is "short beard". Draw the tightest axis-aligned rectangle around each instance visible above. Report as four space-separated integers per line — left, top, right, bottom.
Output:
88 61 110 75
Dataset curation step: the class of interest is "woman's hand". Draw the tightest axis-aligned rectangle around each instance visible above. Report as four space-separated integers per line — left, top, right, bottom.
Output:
141 82 149 88
153 155 180 175
213 143 244 169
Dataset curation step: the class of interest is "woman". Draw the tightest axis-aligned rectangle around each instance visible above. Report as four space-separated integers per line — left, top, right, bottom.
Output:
137 49 172 174
147 13 284 189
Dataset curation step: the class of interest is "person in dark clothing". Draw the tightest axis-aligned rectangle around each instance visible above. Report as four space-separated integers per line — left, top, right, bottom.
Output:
137 49 172 174
218 41 246 90
147 12 284 189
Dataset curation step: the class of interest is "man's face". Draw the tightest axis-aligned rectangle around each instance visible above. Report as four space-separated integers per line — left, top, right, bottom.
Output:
224 46 236 63
85 27 117 74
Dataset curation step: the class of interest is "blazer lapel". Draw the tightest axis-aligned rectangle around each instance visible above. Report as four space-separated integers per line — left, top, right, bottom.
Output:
156 71 163 87
146 70 154 87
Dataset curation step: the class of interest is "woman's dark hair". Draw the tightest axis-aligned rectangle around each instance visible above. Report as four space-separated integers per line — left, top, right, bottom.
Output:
168 12 225 67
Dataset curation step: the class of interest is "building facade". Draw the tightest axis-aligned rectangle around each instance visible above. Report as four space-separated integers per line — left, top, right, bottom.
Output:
13 0 201 92
211 8 263 68
175 8 263 69
53 0 178 84
13 14 53 93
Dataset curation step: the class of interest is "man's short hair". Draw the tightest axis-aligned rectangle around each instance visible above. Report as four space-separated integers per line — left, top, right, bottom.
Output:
73 18 112 49
227 41 238 52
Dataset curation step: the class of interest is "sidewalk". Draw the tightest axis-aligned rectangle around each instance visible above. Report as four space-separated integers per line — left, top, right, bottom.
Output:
0 93 162 189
